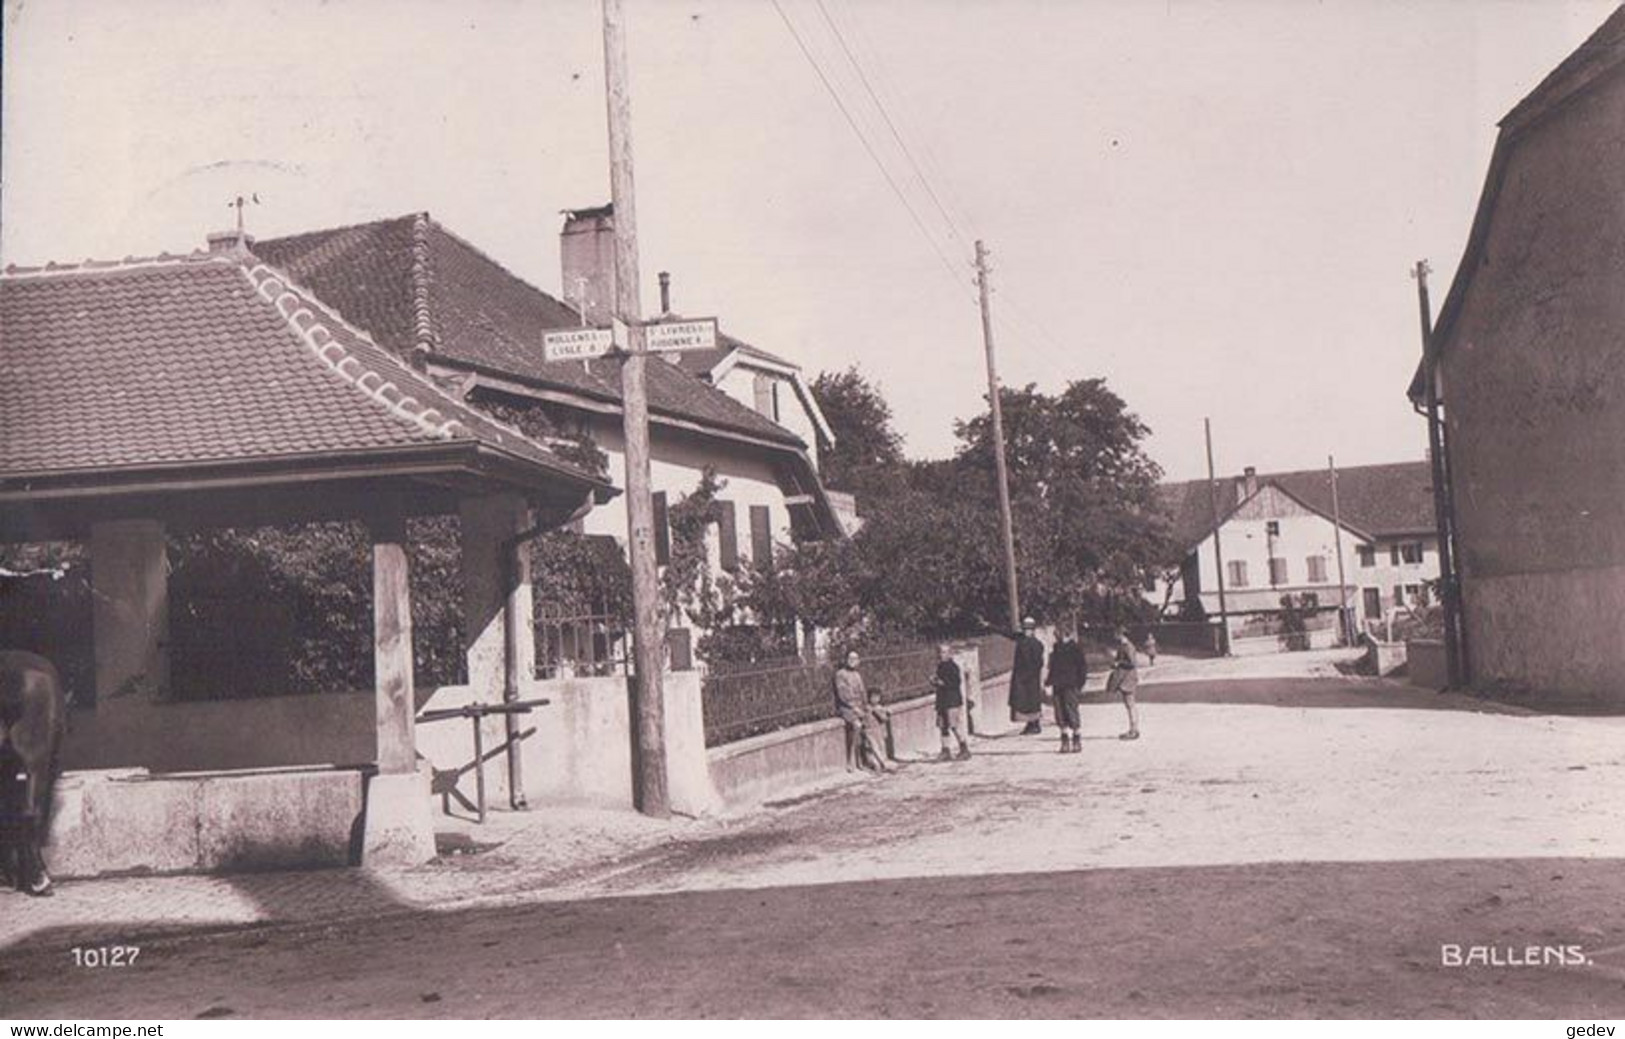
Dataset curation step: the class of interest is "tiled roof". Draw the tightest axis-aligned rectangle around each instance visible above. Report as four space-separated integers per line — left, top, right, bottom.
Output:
1159 460 1435 549
253 215 806 448
0 252 610 493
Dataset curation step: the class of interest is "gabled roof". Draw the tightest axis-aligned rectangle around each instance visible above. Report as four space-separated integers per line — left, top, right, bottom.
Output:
672 332 798 378
252 214 807 450
1158 460 1435 551
1411 6 1625 399
0 251 611 500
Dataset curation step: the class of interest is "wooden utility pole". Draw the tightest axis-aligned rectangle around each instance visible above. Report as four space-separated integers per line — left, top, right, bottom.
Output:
1414 259 1464 689
974 240 1021 629
1204 418 1231 655
1329 454 1351 645
602 0 669 817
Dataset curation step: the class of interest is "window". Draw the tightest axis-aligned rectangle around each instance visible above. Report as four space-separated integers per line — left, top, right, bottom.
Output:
1227 560 1249 588
1266 520 1280 536
1400 542 1424 564
1390 545 1401 566
750 505 773 567
1404 583 1423 606
1269 557 1289 586
1363 588 1382 618
1357 545 1376 568
717 499 739 572
653 491 671 565
1306 555 1328 583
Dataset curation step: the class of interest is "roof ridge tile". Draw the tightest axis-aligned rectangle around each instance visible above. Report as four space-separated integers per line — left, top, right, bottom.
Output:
241 262 468 441
2 251 224 280
409 213 440 366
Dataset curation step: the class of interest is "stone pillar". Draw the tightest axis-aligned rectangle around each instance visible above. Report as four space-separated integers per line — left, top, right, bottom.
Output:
89 519 170 702
362 512 434 867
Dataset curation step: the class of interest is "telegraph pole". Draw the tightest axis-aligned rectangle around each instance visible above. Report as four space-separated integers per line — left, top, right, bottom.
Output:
1414 259 1464 689
974 240 1021 629
602 0 669 817
1204 418 1231 655
1329 454 1351 645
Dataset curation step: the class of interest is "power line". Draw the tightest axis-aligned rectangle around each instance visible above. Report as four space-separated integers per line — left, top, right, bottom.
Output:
812 0 972 254
831 0 984 243
769 0 974 304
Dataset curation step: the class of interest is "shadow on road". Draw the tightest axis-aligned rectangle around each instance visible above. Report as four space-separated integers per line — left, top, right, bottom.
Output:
4 855 1623 1019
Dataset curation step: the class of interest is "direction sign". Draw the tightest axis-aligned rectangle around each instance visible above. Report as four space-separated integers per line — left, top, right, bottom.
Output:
645 317 718 354
543 327 614 362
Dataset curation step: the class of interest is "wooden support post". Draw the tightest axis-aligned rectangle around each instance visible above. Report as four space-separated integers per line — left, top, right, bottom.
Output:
602 0 671 818
974 240 1021 629
370 512 416 775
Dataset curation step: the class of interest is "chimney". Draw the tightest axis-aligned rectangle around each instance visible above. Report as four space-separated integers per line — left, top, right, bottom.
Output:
206 230 253 255
1244 466 1259 498
560 204 617 326
658 271 671 315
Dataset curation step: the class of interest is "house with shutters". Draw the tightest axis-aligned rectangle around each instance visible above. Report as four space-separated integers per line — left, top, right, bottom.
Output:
1151 461 1440 643
252 207 846 667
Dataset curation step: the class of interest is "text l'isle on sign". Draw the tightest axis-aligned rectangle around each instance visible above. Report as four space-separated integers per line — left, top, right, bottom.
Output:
543 318 718 362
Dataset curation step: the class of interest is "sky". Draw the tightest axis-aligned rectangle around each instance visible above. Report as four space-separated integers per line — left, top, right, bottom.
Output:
2 0 1617 480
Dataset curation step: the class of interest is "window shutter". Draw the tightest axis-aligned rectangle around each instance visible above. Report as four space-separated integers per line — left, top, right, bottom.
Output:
718 500 739 572
750 505 773 567
653 491 670 565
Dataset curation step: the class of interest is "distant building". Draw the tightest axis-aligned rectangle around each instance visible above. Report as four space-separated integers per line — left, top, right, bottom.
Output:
1153 462 1439 643
1408 9 1625 705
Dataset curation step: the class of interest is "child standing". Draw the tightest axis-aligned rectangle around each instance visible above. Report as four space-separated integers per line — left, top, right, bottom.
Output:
930 643 971 761
1045 627 1087 754
1107 629 1142 741
862 689 896 773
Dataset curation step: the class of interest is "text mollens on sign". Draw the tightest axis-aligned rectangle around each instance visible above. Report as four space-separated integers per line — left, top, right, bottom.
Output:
646 318 718 353
542 327 614 362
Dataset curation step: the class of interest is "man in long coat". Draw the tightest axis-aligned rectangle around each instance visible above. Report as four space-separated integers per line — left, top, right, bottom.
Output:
1001 616 1047 735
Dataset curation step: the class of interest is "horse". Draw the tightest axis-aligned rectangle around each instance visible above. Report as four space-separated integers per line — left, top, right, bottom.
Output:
0 651 66 896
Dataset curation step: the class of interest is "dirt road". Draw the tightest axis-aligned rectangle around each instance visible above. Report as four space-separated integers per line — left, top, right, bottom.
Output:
4 676 1623 1018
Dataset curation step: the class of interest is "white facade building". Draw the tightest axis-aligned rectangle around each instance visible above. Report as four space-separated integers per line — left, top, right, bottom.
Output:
1153 462 1441 641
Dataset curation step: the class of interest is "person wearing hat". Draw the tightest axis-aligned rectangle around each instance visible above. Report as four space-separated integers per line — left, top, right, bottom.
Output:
989 616 1047 735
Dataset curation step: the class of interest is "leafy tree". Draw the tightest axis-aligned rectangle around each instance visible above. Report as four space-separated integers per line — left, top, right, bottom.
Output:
953 379 1173 625
810 365 905 494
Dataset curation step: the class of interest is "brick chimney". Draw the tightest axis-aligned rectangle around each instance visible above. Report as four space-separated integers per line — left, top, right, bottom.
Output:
206 230 253 255
560 204 616 326
1243 466 1259 498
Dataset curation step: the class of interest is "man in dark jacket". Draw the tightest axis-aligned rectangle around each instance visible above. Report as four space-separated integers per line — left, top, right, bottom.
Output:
1045 626 1087 754
930 643 971 761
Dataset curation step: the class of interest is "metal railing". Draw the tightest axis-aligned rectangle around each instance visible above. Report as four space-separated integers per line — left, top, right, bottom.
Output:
535 610 629 679
701 642 938 747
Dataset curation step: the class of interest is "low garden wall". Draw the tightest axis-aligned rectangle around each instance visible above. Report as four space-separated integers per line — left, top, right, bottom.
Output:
706 641 1024 811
